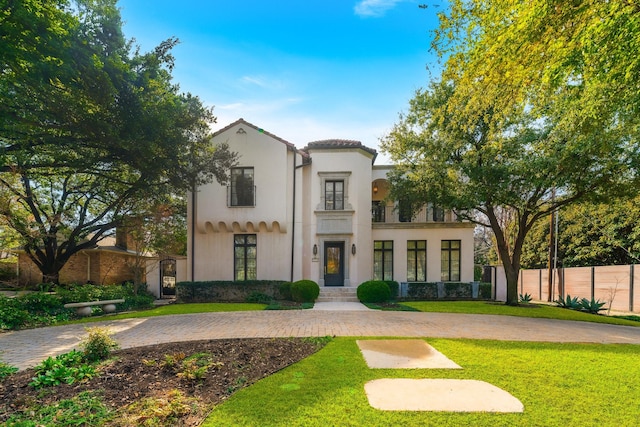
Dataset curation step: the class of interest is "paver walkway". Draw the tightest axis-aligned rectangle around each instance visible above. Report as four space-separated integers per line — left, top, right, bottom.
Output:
2 308 640 370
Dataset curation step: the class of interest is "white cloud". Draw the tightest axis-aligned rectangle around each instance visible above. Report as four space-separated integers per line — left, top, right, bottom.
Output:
354 0 403 17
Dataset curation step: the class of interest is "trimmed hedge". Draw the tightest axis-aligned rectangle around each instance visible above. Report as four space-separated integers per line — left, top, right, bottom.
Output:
384 280 399 298
404 281 493 300
290 280 320 303
176 280 286 303
357 280 391 303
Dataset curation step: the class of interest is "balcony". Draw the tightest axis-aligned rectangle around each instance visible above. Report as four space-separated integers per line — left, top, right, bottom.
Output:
371 204 453 224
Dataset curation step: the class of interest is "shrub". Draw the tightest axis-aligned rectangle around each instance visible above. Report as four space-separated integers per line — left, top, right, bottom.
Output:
29 350 96 388
384 280 399 298
555 294 582 310
479 282 492 299
16 292 64 314
81 327 119 362
290 280 320 303
580 297 606 314
519 293 533 303
245 292 272 304
0 359 18 380
0 296 29 330
279 282 292 300
357 280 391 303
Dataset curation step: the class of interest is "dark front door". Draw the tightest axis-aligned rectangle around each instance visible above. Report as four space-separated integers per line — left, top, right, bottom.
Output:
324 242 344 286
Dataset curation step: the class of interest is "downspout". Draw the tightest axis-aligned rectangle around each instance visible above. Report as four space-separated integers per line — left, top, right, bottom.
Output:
290 152 296 282
191 185 196 282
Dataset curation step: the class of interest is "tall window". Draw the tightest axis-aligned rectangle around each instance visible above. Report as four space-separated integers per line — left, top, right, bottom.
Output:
432 205 445 222
373 240 393 280
372 201 385 223
398 199 412 222
441 240 461 281
234 234 257 281
230 167 254 206
325 180 344 210
407 240 426 282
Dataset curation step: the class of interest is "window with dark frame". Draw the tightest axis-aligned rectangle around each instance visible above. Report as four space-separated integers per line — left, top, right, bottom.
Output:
407 240 426 282
234 234 257 281
433 205 445 222
373 240 393 280
325 180 344 210
230 167 254 207
372 201 385 223
441 240 461 281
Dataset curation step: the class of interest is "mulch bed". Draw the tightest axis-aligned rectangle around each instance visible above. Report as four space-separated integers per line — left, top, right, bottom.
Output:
0 337 327 426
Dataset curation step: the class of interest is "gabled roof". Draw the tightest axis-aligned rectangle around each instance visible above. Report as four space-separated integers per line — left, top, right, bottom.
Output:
213 118 302 154
303 139 378 163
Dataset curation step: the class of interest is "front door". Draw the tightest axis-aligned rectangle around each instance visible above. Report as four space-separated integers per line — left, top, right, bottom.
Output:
324 242 344 286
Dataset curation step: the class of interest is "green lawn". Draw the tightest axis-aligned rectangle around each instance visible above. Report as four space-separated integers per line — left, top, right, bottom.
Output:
59 303 267 325
401 301 640 327
203 337 640 426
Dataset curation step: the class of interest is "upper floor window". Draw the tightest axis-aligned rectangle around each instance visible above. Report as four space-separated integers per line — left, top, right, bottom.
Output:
433 205 445 222
372 201 385 223
325 180 344 210
230 167 254 207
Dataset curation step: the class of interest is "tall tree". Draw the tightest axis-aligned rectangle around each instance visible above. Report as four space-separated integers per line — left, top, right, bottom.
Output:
521 197 640 269
382 1 639 304
0 0 236 283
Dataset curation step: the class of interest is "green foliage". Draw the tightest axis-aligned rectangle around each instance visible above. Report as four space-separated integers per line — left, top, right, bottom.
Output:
80 327 119 362
0 295 29 330
290 280 320 303
0 358 18 380
580 298 606 314
5 391 112 426
29 350 96 389
555 295 582 310
357 280 391 303
245 292 272 304
519 293 533 303
0 0 238 284
383 280 399 298
522 196 640 269
176 280 284 303
479 282 492 299
279 282 293 300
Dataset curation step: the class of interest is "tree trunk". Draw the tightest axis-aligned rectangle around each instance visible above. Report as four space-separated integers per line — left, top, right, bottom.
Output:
503 261 520 305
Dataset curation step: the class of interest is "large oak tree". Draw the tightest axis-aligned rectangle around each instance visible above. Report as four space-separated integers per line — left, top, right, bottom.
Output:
382 1 639 304
0 0 236 283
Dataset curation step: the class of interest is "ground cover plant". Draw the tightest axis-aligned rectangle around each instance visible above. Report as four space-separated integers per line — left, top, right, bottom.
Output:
204 337 640 426
0 337 330 426
402 301 639 327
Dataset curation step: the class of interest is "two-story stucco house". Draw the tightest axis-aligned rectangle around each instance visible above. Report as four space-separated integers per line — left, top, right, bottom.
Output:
187 119 474 294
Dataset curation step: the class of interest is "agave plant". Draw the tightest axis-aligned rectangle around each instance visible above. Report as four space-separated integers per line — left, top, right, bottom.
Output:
580 298 606 314
555 295 581 310
518 293 533 303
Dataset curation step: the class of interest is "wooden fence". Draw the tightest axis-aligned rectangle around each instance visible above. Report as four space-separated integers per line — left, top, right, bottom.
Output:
518 265 638 313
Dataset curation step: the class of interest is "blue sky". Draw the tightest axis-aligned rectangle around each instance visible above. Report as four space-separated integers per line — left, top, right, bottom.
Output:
117 0 443 164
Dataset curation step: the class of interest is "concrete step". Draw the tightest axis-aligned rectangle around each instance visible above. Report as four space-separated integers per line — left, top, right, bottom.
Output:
317 287 359 302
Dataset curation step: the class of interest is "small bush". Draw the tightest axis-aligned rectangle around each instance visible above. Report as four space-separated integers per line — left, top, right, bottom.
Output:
580 297 606 314
0 359 18 380
290 280 320 303
279 282 292 300
245 292 272 304
555 294 582 310
29 350 96 388
0 296 30 330
384 280 399 298
519 293 533 303
81 327 119 362
357 281 391 303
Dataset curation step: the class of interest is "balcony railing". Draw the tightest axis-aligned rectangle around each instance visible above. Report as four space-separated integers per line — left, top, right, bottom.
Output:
372 205 453 224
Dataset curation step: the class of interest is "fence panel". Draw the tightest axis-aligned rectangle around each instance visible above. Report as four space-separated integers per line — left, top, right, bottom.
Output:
592 265 630 312
520 270 541 299
561 267 592 301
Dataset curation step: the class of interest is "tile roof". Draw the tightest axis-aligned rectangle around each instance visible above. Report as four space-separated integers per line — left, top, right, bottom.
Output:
303 139 378 162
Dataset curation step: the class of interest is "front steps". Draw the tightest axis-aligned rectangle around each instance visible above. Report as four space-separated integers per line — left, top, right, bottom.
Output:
317 286 359 302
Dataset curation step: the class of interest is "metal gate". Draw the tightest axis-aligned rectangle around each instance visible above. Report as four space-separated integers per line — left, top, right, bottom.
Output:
160 258 177 297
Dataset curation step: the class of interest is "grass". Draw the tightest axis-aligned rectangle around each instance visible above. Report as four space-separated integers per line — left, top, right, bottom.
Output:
58 302 267 325
401 301 640 327
203 337 640 426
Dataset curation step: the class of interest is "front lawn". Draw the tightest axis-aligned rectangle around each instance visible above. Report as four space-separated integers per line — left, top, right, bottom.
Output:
204 337 640 426
401 301 640 327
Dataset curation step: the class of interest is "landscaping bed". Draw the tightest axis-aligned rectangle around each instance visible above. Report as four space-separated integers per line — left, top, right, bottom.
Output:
0 337 329 426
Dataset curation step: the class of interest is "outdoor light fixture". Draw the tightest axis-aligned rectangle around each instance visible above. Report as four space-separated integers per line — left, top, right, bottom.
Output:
352 243 356 255
313 244 318 256
373 183 378 194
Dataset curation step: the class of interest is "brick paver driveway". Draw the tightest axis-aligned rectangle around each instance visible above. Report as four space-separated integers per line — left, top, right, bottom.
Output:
2 310 640 370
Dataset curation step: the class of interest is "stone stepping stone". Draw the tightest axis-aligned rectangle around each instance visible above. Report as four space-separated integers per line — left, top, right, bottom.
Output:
357 339 462 369
365 379 524 413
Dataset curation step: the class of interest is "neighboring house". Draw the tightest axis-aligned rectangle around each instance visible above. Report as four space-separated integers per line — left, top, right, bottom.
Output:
17 230 151 287
188 118 475 288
